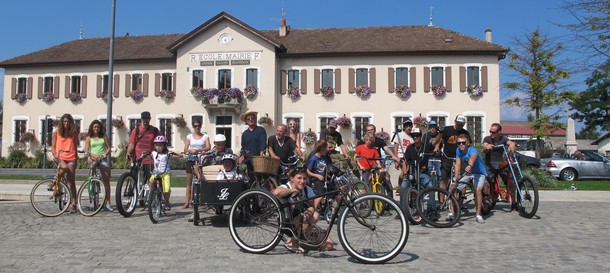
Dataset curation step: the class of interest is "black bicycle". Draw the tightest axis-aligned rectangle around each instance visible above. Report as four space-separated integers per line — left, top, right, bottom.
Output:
116 152 151 217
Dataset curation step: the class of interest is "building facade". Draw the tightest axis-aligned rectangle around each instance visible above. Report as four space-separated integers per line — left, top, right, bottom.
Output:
1 12 507 157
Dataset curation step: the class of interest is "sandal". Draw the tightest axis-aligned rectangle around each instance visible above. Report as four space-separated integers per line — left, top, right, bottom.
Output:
284 244 304 254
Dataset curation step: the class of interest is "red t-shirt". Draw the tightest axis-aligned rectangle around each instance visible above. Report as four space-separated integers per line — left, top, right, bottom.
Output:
129 125 158 164
355 144 380 170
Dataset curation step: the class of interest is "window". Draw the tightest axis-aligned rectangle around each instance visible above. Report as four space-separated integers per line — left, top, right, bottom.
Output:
71 75 82 94
14 120 27 142
354 116 370 141
159 118 173 146
74 119 82 146
17 77 27 95
466 66 480 86
161 73 173 91
41 118 54 145
431 67 444 86
215 116 232 148
128 117 142 136
320 117 334 131
429 116 447 127
218 69 231 89
321 69 334 88
131 73 143 91
466 116 483 144
192 70 204 88
287 70 299 89
102 75 110 94
394 116 412 133
44 77 54 94
246 69 258 88
355 68 368 86
395 67 409 86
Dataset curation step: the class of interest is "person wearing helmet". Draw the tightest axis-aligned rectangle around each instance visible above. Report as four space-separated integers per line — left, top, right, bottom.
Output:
126 111 161 180
149 135 180 211
216 153 242 181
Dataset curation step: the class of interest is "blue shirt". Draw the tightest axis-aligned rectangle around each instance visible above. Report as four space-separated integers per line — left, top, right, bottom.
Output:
241 126 267 156
455 146 488 176
307 154 329 183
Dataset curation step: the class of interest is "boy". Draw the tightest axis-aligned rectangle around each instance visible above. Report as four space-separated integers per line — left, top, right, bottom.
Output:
453 134 488 223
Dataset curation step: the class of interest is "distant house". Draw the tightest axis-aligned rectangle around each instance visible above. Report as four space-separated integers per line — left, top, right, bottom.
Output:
591 132 610 156
500 120 566 152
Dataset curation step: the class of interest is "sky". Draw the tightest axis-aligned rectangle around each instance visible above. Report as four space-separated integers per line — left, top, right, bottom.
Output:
0 0 583 128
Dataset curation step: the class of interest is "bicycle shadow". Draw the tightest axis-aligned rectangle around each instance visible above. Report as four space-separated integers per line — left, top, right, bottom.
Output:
345 252 419 264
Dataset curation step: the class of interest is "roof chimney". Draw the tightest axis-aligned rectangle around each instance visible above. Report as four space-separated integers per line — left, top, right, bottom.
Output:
279 18 289 37
485 28 492 42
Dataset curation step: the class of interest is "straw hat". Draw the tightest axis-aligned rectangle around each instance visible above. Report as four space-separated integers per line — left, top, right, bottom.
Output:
240 111 258 122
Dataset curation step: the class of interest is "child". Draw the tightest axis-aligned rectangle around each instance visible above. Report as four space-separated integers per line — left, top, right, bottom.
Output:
453 133 488 223
149 135 180 211
354 132 381 184
216 154 242 181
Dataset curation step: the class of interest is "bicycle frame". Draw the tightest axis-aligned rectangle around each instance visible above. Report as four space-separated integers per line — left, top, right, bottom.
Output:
496 145 527 205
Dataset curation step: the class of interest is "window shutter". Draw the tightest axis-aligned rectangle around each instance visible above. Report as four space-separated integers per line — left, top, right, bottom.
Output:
300 69 307 94
54 76 60 98
369 68 376 93
459 67 466 92
314 69 320 94
125 74 131 97
38 77 43 99
11 78 16 99
410 67 417 92
154 73 160 96
65 76 70 98
445 67 452 92
424 67 430 92
334 68 341 94
96 75 102 98
481 66 488 92
348 68 355 94
388 68 395 93
143 73 149 97
81 75 87 98
172 73 176 92
280 70 287 95
27 77 33 99
114 75 120 98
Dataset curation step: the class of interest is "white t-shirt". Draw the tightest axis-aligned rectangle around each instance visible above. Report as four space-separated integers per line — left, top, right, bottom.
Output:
152 151 171 175
187 133 208 150
216 169 242 181
394 131 414 158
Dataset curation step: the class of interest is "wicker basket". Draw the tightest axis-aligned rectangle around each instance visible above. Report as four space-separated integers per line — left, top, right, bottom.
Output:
252 156 280 175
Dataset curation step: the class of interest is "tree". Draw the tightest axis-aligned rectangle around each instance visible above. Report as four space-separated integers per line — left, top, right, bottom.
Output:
576 126 601 139
561 0 610 68
504 30 576 157
569 60 610 131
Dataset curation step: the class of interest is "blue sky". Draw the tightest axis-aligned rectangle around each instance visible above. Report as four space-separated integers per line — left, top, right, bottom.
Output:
0 0 580 125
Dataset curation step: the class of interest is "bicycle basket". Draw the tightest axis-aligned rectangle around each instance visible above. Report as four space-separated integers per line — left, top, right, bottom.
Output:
252 156 279 175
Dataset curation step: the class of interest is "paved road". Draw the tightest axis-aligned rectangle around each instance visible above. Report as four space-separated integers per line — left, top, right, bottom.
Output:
1 188 609 272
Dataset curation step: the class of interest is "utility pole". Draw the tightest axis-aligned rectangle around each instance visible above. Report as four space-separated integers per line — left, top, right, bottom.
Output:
106 0 117 169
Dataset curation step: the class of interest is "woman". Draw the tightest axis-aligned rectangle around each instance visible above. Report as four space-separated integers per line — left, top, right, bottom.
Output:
51 113 79 213
287 121 301 150
182 119 211 209
84 120 113 211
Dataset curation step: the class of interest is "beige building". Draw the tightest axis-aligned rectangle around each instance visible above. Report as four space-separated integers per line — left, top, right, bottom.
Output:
1 12 507 157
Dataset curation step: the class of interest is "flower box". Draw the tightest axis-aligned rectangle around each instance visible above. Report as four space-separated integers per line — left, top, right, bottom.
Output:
43 91 55 102
244 85 258 99
321 86 334 98
395 85 412 98
69 92 81 102
375 131 390 143
287 88 301 99
15 93 27 103
130 90 144 101
191 87 206 100
258 114 274 127
112 119 125 129
467 84 484 97
355 85 372 98
172 116 187 128
301 129 317 145
431 85 447 97
160 90 175 101
336 115 352 129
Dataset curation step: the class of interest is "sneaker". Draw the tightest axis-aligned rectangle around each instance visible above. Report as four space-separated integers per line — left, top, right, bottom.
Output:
69 206 78 214
446 213 454 221
476 215 485 223
188 213 194 222
103 204 113 212
164 203 172 211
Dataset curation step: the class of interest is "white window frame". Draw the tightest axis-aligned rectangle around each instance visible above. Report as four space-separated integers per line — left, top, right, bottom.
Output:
216 67 234 89
12 116 30 145
156 113 176 148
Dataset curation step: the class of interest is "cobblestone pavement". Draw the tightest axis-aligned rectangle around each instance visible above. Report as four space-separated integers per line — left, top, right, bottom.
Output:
1 194 609 273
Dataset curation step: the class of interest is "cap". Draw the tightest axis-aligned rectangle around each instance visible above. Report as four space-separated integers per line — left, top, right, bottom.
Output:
214 134 226 142
403 118 413 125
239 111 258 122
411 128 422 135
141 111 151 119
328 119 337 128
429 120 438 127
455 115 466 124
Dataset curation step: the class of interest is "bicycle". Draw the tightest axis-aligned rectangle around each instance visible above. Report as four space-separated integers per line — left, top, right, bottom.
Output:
148 152 178 223
357 155 395 216
489 144 539 218
319 161 372 222
76 153 108 217
30 156 72 217
402 155 436 225
115 152 151 217
228 180 409 263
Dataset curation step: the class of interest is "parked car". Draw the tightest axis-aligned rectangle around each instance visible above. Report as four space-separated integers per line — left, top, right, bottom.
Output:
515 152 541 169
541 150 610 181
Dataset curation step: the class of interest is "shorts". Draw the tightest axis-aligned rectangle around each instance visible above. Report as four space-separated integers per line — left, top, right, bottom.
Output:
185 160 195 174
457 174 486 190
440 157 453 181
310 179 326 195
150 173 171 193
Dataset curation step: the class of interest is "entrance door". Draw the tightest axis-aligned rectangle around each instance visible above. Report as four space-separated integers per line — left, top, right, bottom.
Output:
215 115 233 149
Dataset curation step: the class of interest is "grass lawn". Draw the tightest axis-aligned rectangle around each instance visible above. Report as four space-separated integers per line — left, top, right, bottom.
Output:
552 180 610 191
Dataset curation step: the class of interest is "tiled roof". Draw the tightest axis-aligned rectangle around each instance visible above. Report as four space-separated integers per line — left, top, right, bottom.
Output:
500 120 566 136
591 131 610 145
0 12 507 67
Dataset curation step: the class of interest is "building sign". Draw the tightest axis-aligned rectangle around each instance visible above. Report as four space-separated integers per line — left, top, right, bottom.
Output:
507 134 533 139
189 51 262 63
215 60 230 66
200 61 214 66
230 60 250 65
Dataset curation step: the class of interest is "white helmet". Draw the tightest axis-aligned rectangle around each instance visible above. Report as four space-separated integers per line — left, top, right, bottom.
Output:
214 134 226 142
221 154 236 162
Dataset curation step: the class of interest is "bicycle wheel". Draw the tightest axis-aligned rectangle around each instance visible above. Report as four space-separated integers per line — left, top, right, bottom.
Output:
77 178 106 217
229 189 283 253
405 187 423 225
516 176 539 218
480 181 493 216
148 188 162 224
416 187 460 228
116 172 137 217
350 181 372 217
338 193 409 264
31 179 72 217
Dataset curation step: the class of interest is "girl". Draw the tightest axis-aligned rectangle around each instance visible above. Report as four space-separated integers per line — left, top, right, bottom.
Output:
287 120 301 150
52 113 79 213
84 120 113 211
150 135 181 211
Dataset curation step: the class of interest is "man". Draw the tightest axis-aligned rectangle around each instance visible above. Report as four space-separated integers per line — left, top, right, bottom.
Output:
482 123 517 205
126 111 160 179
433 115 470 192
453 134 488 223
400 128 436 219
203 134 234 166
393 118 414 194
423 120 441 183
319 119 349 159
268 124 304 163
239 111 267 177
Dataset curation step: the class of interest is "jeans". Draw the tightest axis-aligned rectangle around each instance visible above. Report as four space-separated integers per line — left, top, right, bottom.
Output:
428 158 441 185
400 173 435 209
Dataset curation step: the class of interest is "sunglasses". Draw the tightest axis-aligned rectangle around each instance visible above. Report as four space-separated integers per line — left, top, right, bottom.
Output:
193 125 201 128
489 130 498 134
411 134 422 138
457 141 468 145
